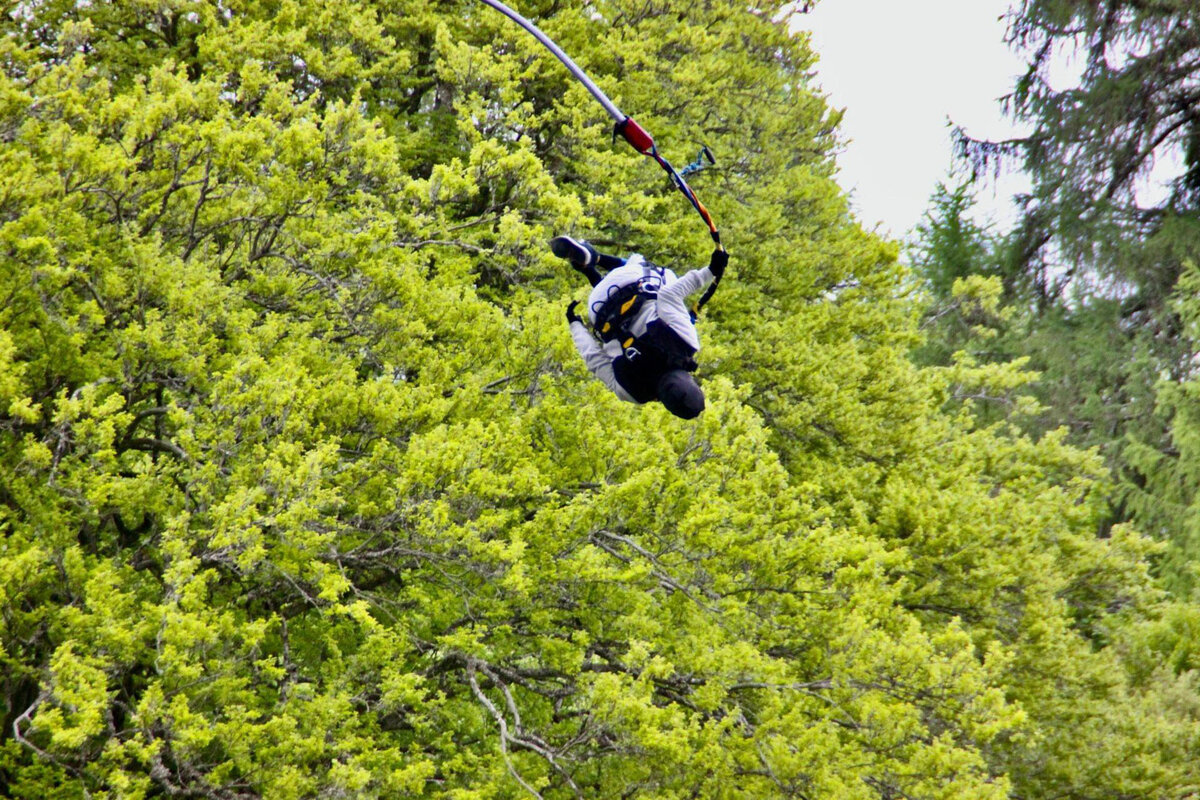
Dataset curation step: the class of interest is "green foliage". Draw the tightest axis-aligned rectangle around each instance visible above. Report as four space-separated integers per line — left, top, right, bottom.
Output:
1 1 1197 798
959 0 1200 284
910 173 1200 598
936 0 1200 598
911 182 998 300
1118 262 1200 597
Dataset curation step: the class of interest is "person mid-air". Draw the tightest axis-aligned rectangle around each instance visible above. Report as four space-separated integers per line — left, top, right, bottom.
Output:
554 236 727 419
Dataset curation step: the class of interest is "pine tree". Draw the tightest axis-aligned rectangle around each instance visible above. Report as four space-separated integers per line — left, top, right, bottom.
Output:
958 0 1200 287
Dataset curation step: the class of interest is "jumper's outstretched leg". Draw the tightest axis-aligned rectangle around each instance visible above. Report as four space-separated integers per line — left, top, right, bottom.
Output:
550 236 625 287
595 251 626 271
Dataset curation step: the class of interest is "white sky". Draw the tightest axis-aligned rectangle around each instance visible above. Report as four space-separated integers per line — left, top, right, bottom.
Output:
801 0 1031 241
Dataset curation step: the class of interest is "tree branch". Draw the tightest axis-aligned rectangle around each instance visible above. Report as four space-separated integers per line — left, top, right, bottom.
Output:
467 663 545 800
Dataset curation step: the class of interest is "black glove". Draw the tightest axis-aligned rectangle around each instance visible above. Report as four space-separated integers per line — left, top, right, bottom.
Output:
565 300 582 324
709 248 729 280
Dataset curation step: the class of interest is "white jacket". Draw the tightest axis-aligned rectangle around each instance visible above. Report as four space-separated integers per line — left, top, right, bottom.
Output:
570 255 715 402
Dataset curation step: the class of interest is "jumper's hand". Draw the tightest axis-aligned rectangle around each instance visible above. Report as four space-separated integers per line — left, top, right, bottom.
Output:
709 248 729 280
565 300 582 324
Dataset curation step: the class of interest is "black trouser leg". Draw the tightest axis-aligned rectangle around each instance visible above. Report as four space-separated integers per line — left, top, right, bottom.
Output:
582 252 625 287
576 251 626 287
596 252 625 271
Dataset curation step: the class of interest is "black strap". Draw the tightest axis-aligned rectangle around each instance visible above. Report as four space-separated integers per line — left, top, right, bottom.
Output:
695 249 726 313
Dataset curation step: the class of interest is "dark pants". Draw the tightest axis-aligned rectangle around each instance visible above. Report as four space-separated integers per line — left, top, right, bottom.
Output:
579 250 627 287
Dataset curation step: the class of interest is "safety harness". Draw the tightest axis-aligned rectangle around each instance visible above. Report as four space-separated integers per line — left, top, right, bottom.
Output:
593 281 652 352
589 258 667 349
590 266 699 401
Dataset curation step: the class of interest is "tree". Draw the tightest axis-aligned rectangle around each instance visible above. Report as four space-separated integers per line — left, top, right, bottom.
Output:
949 0 1200 593
1 1 1197 797
907 182 1014 383
1122 263 1200 596
959 0 1200 288
911 182 1001 300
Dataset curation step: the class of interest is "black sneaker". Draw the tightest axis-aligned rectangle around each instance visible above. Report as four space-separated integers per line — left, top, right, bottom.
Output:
549 236 597 268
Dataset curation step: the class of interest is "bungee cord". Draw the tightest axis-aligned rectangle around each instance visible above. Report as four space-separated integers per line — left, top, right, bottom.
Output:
478 0 723 257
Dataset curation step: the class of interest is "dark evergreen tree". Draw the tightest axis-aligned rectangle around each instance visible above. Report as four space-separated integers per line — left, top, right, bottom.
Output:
946 0 1200 592
959 0 1200 287
911 181 998 301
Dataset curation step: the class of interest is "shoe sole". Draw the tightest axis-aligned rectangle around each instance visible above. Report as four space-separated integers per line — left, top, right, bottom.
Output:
550 236 590 266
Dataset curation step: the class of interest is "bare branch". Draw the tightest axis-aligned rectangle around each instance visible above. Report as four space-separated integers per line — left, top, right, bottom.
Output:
590 530 720 613
467 662 545 800
123 436 190 461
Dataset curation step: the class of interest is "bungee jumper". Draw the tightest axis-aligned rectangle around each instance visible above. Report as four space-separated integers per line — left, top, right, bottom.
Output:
555 237 727 419
480 0 729 417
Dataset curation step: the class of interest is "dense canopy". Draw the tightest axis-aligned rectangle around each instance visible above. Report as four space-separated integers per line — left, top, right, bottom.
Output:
2 1 1198 798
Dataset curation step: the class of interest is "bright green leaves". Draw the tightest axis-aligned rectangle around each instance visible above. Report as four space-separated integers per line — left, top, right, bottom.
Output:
1 0 1193 798
42 643 108 751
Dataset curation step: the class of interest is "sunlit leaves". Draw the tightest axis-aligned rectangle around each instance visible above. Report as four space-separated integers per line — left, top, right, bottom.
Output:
1 1 1195 798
